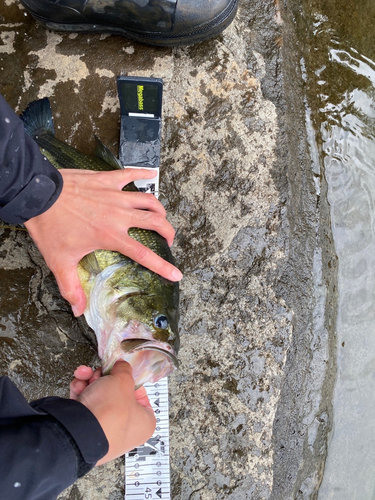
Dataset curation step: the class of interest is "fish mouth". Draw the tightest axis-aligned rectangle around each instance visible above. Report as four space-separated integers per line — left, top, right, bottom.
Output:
121 338 180 368
103 338 179 388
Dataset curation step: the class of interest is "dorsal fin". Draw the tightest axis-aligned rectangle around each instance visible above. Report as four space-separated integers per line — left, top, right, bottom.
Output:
94 136 123 170
20 98 55 139
79 252 102 275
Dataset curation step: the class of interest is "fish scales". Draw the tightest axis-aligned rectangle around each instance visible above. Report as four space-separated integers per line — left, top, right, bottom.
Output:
20 98 180 387
32 132 113 171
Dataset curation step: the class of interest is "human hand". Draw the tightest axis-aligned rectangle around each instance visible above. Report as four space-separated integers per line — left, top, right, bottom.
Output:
24 168 182 316
69 365 102 399
70 361 156 465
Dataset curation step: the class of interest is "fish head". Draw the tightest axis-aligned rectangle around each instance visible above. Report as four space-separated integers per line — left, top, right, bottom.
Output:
117 291 179 348
114 292 180 387
85 262 180 387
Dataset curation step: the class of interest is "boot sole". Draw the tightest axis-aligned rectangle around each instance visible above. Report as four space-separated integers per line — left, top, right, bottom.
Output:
29 1 238 47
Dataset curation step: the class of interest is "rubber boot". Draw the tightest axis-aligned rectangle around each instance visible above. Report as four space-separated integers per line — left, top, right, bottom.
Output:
20 0 239 46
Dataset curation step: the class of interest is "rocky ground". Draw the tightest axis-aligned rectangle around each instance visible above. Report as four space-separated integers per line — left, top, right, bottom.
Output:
0 1 337 498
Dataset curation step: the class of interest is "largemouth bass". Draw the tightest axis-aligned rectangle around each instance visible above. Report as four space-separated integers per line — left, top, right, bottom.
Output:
20 98 179 386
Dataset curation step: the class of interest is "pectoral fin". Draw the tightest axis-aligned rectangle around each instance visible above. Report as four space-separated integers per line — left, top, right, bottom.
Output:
79 253 102 275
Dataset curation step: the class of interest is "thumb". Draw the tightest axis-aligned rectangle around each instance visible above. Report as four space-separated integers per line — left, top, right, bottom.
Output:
109 360 134 380
135 386 153 409
53 264 87 317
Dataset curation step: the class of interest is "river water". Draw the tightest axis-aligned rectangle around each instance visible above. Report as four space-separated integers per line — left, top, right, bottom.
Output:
294 0 375 497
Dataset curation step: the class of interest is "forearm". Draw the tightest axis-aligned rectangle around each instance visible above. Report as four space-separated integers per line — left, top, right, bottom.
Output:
0 376 108 500
0 94 63 224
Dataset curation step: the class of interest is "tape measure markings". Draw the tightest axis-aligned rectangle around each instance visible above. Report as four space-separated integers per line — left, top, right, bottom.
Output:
125 377 171 499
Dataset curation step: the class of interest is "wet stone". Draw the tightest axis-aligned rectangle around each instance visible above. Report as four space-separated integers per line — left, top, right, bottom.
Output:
0 0 333 498
0 227 98 400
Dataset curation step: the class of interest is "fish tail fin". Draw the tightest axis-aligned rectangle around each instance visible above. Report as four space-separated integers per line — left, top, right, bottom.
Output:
20 98 55 139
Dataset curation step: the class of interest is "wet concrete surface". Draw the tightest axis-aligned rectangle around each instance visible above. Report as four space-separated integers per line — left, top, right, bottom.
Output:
0 0 337 498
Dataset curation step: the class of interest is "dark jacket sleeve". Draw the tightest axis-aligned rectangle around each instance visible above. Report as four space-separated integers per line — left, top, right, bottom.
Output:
0 94 63 225
0 376 109 500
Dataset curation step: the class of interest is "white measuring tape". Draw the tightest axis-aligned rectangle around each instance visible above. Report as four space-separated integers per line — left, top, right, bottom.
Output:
132 167 160 198
123 167 171 499
125 377 171 500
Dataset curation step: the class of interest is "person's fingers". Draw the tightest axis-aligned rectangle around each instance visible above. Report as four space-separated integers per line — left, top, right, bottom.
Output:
62 167 156 180
74 365 95 380
123 209 175 247
70 378 89 400
115 191 167 216
61 169 165 216
89 168 157 191
89 368 102 384
53 265 87 316
109 360 134 381
119 237 183 282
73 359 156 465
71 366 101 399
134 386 153 409
25 167 181 317
118 168 157 190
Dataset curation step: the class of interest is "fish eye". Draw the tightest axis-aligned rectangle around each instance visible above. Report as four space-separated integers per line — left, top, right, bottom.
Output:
154 315 169 330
